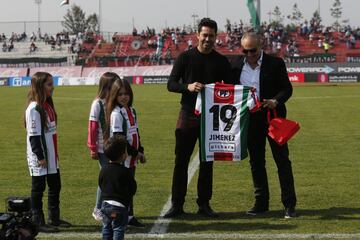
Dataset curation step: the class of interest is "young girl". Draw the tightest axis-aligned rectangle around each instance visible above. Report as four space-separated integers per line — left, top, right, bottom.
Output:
25 72 71 232
87 72 120 221
105 78 146 228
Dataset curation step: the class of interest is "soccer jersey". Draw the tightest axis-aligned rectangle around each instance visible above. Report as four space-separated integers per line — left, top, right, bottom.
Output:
110 106 140 168
195 82 259 162
89 98 106 153
26 101 59 176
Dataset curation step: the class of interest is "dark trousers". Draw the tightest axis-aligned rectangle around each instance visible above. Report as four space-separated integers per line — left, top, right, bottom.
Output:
248 110 296 208
171 109 213 207
31 170 61 212
128 168 136 216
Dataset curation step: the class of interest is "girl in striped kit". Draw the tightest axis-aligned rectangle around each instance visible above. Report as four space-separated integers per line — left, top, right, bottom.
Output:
25 72 70 232
87 72 119 221
105 78 146 228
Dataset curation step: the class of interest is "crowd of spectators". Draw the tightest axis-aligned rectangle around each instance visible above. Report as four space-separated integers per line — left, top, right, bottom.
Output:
0 30 101 56
292 21 360 55
1 18 360 66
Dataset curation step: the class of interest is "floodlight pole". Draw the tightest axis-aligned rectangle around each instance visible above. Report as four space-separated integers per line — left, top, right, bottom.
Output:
35 0 42 35
267 11 272 23
98 0 102 34
206 0 209 17
191 13 198 31
256 0 261 24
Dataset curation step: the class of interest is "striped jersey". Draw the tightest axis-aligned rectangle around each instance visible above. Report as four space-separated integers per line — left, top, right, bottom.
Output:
195 83 259 162
110 106 140 168
89 98 106 153
26 101 59 176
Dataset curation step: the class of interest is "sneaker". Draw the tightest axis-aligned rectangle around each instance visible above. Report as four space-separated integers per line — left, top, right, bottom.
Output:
128 217 145 228
92 208 103 221
284 207 296 219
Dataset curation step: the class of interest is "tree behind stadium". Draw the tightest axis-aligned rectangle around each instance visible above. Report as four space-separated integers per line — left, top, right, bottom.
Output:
62 4 99 34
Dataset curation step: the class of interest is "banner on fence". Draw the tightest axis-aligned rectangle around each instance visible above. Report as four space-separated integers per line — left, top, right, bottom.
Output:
0 68 28 77
58 77 97 86
29 66 82 78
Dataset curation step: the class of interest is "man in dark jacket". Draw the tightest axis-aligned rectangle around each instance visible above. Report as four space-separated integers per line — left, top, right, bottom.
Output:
231 32 297 218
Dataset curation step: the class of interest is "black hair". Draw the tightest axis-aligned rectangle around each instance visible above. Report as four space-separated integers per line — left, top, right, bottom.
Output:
198 18 218 34
104 135 127 162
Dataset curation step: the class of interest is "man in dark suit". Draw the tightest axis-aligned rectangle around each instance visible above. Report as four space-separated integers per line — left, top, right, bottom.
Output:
231 32 297 218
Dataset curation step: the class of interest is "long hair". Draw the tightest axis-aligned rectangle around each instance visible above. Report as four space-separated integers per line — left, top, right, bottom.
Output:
97 72 120 99
104 79 134 140
25 72 56 129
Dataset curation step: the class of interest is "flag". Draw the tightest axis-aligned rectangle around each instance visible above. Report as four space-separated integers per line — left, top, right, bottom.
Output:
60 0 69 6
247 0 260 29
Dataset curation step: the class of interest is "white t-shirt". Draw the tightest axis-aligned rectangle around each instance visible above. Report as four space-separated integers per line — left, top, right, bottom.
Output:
89 98 106 153
195 83 258 162
26 101 59 176
110 106 140 168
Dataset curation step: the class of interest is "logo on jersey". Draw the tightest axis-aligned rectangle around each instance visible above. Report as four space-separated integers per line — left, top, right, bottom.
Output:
213 84 234 104
31 120 36 129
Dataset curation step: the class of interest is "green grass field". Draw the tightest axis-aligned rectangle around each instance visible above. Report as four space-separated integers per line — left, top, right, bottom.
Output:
0 84 359 240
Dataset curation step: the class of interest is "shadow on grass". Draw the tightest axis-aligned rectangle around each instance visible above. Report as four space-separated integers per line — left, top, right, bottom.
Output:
297 207 360 220
59 224 101 232
168 221 296 232
140 207 360 221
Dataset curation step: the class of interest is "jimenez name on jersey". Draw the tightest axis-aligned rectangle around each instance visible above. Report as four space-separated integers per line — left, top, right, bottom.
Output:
195 82 260 162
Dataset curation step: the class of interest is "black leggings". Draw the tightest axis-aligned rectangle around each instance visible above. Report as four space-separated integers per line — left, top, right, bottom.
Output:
31 170 61 211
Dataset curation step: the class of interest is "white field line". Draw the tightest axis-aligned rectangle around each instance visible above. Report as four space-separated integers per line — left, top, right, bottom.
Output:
38 232 360 239
149 154 200 234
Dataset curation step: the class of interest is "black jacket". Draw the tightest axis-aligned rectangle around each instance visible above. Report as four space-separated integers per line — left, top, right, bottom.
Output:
231 52 292 117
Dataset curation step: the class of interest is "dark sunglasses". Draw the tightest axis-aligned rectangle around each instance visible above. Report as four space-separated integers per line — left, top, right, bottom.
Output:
242 48 258 54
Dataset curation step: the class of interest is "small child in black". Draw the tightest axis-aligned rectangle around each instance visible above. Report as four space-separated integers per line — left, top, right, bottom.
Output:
99 135 137 240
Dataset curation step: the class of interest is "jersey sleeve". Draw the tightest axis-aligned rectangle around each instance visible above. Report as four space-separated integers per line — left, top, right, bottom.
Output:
89 100 100 122
26 108 42 136
194 91 202 115
87 120 99 152
111 111 124 134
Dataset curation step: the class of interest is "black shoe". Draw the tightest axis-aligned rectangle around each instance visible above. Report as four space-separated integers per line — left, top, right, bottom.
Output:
38 224 59 233
284 207 296 219
197 204 219 218
163 205 184 218
32 210 59 233
48 219 72 228
128 217 145 228
246 205 269 216
48 209 72 228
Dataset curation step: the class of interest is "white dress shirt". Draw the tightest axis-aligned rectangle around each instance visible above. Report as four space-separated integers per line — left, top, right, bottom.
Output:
239 51 263 98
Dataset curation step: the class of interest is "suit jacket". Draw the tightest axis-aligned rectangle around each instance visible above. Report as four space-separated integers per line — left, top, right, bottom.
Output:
231 52 292 117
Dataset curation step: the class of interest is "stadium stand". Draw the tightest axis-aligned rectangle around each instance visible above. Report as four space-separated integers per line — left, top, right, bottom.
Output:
1 22 360 67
